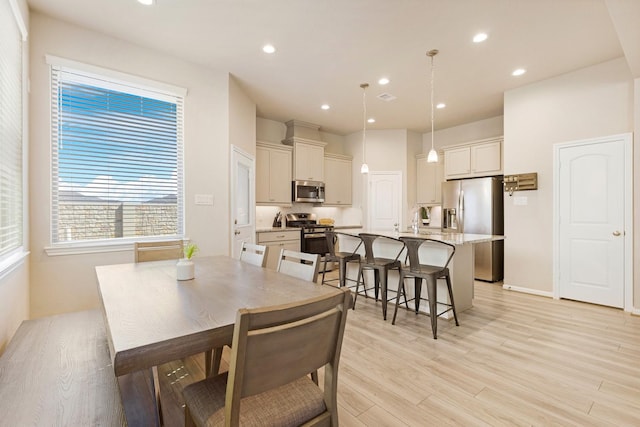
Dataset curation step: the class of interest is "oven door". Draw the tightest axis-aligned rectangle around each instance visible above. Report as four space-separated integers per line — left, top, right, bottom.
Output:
302 233 328 254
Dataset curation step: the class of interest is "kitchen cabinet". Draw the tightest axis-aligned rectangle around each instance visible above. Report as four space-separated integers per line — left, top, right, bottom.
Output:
324 153 352 205
416 153 443 205
283 138 326 182
256 141 292 205
444 138 502 180
256 229 301 270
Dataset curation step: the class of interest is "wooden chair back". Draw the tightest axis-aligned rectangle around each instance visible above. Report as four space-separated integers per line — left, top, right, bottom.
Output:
276 249 320 282
134 240 184 263
225 289 352 426
239 242 267 267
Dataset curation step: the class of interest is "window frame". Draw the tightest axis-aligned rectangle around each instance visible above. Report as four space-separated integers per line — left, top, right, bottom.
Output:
45 56 187 255
0 0 29 277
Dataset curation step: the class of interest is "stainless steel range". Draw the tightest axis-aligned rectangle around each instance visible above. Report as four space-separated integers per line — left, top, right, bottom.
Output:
285 213 334 271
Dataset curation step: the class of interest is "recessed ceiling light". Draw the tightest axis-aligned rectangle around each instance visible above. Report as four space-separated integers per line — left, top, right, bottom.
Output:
137 0 154 5
262 44 276 54
473 33 488 43
367 118 376 123
321 104 330 110
512 68 526 76
378 77 390 85
436 103 446 109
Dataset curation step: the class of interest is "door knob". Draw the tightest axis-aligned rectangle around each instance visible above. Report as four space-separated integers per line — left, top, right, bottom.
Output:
612 231 621 236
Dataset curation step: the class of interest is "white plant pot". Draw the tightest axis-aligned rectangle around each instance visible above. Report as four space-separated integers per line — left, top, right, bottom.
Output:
176 259 195 281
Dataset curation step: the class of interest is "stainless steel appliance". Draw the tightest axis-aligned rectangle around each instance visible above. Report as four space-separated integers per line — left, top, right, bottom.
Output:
292 180 325 203
285 213 334 271
442 176 504 282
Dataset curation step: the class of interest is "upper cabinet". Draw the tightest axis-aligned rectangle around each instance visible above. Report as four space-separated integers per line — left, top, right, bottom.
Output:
282 120 327 182
283 138 327 182
256 141 292 205
324 153 352 206
444 137 503 180
416 153 443 205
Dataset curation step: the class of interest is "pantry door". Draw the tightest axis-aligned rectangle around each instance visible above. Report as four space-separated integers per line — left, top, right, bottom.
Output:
555 133 632 309
368 171 402 231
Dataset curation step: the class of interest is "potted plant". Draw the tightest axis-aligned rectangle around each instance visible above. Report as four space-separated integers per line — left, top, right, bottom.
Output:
177 243 199 281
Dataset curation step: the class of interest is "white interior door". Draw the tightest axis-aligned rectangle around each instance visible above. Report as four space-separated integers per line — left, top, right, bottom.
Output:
556 136 627 308
231 146 255 259
368 171 402 231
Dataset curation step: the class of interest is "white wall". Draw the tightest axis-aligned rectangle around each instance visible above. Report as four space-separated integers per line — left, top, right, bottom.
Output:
28 13 254 318
503 57 633 294
0 0 29 353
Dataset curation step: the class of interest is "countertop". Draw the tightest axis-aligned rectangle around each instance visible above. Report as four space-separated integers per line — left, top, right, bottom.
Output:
256 227 301 233
360 229 504 245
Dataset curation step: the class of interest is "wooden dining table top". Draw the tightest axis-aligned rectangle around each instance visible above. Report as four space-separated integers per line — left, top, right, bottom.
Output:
96 255 341 377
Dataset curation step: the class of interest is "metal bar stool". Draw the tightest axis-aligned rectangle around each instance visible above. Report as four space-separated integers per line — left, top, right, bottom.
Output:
354 233 406 320
393 236 459 339
321 231 362 290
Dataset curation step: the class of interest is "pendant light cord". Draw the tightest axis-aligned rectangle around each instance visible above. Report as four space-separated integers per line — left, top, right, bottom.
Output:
361 83 368 163
430 52 435 152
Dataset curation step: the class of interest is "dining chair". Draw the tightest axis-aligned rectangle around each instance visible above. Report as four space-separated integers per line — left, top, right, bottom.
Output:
321 231 362 291
238 242 267 267
183 289 352 427
354 233 406 320
393 236 459 339
276 249 321 283
134 240 184 263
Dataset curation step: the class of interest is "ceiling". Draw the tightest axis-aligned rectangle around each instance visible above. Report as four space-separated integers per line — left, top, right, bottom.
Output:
27 0 632 136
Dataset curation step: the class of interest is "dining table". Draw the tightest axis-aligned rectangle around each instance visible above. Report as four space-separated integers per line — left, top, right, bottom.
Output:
95 255 342 426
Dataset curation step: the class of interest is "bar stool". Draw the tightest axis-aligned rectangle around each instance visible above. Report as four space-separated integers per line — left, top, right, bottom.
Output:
393 236 459 339
355 233 406 320
321 231 362 290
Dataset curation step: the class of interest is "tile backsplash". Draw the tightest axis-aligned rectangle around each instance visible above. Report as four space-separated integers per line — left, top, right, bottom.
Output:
256 204 362 228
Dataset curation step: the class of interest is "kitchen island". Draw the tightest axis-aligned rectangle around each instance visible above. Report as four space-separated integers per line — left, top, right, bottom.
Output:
336 229 504 318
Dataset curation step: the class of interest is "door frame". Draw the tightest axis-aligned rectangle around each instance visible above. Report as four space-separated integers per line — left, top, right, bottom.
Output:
230 145 256 259
552 133 633 311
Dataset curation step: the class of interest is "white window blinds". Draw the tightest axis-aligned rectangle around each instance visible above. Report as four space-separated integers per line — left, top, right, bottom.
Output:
0 0 24 259
50 65 184 243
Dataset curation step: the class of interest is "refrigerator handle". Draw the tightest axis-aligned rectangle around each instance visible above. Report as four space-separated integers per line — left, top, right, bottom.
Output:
458 190 464 233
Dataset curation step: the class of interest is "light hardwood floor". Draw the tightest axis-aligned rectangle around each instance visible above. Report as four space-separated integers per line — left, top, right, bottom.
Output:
156 278 640 426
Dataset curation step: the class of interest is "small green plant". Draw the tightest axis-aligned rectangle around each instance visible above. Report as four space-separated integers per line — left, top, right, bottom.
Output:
184 243 199 260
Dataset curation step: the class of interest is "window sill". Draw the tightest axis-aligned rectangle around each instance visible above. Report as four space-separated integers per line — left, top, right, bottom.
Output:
45 237 187 257
0 250 29 281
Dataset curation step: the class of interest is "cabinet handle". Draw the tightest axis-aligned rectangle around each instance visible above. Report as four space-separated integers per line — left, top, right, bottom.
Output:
613 231 621 236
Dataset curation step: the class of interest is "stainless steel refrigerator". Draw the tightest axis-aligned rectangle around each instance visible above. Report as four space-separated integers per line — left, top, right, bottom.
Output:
441 176 504 282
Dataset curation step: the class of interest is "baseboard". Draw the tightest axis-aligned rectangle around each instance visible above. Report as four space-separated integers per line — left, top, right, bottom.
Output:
502 283 554 298
631 307 640 316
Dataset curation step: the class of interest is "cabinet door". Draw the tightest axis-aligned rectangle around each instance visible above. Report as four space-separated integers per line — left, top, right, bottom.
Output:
263 240 300 270
269 149 292 203
255 146 270 203
295 143 324 181
472 141 502 175
444 146 471 179
324 157 352 205
417 157 443 204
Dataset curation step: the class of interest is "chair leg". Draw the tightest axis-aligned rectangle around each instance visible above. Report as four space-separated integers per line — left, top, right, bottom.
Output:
321 258 328 285
373 269 380 301
380 269 388 320
392 273 406 325
353 265 364 310
445 274 460 326
425 276 438 339
339 259 347 288
311 370 319 385
414 277 422 313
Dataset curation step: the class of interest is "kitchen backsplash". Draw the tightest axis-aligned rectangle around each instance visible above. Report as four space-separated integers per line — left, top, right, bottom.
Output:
256 205 362 228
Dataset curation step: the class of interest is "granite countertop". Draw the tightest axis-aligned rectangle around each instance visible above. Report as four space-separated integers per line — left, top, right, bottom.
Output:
255 227 301 233
362 229 504 245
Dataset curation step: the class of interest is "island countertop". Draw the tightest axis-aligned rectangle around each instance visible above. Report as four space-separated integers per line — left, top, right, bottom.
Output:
354 229 504 246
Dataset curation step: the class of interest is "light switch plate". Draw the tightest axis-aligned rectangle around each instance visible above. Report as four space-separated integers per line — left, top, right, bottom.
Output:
195 194 214 205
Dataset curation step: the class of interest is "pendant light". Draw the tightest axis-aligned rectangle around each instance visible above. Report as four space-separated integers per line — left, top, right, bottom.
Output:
360 83 369 174
427 49 439 163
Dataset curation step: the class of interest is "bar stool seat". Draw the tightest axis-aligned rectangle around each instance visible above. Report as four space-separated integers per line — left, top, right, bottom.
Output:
393 237 459 339
354 233 406 320
321 231 362 290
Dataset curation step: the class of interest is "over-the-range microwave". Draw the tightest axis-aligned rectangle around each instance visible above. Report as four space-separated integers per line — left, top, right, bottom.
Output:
292 180 325 203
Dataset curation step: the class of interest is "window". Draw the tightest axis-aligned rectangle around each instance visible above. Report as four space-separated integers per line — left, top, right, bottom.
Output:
49 61 185 245
0 0 25 263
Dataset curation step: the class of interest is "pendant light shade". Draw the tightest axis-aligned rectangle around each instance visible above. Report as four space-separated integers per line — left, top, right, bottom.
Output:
360 83 369 174
427 49 439 163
